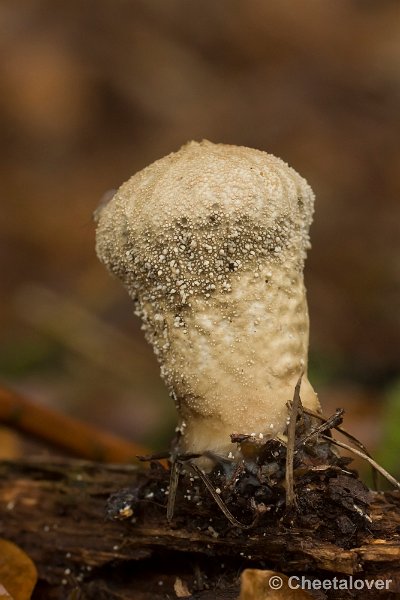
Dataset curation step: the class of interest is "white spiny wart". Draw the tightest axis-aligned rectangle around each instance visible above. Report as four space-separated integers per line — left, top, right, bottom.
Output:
95 140 321 463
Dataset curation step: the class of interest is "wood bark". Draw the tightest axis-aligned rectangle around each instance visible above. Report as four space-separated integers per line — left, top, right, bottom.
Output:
1 459 400 598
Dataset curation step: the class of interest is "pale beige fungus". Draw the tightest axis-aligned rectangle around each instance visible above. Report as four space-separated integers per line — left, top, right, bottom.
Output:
95 140 321 460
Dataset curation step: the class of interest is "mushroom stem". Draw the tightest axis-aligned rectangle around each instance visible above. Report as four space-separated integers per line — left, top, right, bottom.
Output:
96 140 321 463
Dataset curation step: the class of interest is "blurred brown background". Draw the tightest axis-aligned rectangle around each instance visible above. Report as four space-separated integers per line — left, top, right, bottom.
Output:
1 1 399 473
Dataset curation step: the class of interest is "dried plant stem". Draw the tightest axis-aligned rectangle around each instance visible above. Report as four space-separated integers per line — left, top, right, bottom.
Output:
167 460 181 522
321 434 400 491
285 374 303 508
296 408 344 448
303 407 371 458
303 406 378 487
189 463 253 529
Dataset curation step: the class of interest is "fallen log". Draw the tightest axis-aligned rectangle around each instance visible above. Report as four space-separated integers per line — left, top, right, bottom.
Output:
0 458 400 599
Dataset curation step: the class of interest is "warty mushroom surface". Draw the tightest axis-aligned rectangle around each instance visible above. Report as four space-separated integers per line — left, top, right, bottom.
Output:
96 140 321 462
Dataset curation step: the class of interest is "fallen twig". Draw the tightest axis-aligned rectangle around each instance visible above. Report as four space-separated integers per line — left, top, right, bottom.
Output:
0 386 152 464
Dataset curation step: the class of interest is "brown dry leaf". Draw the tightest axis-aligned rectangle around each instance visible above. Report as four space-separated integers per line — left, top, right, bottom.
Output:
174 576 191 597
0 583 13 599
239 569 313 600
0 539 37 600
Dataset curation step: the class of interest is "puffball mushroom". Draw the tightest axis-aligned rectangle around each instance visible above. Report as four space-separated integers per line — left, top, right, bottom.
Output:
95 140 320 462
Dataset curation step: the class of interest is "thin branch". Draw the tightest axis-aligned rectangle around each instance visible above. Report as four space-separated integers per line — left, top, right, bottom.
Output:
0 386 153 464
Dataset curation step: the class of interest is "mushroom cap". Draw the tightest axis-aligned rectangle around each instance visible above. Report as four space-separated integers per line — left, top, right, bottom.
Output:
96 140 314 308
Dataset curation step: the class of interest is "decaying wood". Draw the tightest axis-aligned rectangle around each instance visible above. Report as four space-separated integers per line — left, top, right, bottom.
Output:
1 458 400 599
